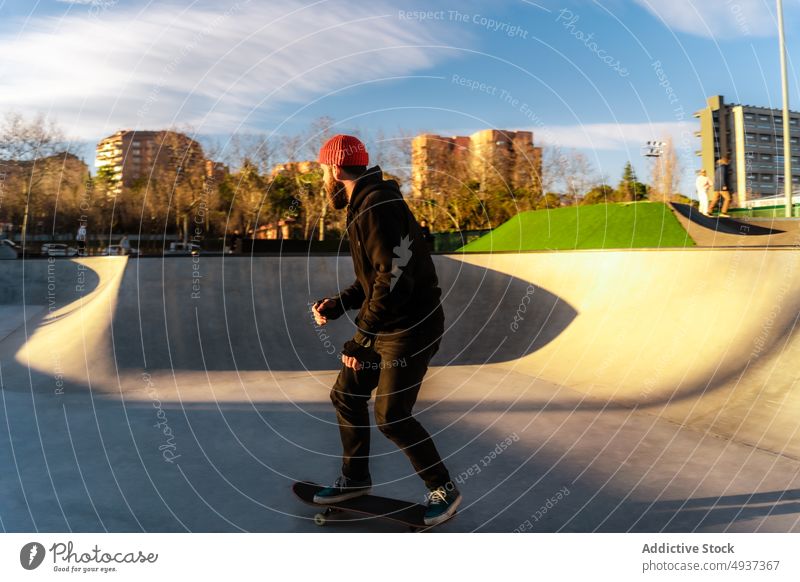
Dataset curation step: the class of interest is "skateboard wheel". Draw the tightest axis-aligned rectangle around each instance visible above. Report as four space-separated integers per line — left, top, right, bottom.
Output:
314 513 327 526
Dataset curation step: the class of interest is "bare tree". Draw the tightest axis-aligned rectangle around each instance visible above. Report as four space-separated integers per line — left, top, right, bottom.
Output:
233 159 268 237
229 133 272 175
0 112 66 246
304 116 335 162
376 128 414 191
538 142 568 196
563 150 599 205
149 129 207 243
649 137 680 202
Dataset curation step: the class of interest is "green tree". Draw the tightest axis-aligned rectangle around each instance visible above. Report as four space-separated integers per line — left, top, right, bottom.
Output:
581 184 616 205
618 162 648 201
231 159 267 236
266 172 300 237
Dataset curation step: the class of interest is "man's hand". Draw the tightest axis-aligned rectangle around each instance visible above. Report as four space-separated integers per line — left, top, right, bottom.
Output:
341 338 374 371
312 298 338 326
341 354 362 370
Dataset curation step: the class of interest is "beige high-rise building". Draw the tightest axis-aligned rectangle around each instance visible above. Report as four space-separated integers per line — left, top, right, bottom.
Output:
411 129 542 198
270 160 320 177
95 130 206 195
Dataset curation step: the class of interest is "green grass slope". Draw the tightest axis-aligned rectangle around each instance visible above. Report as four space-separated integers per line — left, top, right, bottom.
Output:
458 202 695 252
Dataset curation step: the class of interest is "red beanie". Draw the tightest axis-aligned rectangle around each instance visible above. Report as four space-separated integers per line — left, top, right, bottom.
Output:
318 134 369 166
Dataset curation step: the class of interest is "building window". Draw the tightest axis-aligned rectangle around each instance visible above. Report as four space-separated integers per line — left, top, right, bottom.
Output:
761 153 773 161
759 134 771 142
745 133 756 141
744 113 755 121
762 174 773 182
758 115 769 122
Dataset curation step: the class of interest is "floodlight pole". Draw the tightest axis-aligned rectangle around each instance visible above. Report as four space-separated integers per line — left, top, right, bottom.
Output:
777 0 793 216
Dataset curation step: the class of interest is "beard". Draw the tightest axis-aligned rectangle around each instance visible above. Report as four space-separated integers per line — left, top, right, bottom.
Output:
324 171 348 210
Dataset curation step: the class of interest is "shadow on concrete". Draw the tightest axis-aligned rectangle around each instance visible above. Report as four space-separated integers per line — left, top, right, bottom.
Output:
672 203 784 236
107 256 578 372
2 396 797 532
617 490 800 532
0 258 101 306
0 258 101 366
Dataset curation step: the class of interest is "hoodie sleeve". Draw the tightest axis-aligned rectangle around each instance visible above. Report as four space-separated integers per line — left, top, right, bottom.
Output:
333 279 365 311
353 192 414 341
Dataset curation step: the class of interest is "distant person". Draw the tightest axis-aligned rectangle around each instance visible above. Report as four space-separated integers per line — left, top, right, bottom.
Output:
710 157 732 218
76 222 87 256
229 229 241 254
695 169 712 216
310 134 460 526
419 218 434 251
120 235 131 255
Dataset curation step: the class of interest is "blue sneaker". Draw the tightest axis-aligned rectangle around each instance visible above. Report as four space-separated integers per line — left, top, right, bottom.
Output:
424 482 462 526
313 475 372 504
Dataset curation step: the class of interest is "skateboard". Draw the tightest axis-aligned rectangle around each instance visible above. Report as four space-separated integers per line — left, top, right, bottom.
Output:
292 481 446 532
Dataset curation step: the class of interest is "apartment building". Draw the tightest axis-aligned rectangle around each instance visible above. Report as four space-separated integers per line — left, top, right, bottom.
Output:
695 95 800 206
411 129 542 198
95 130 206 195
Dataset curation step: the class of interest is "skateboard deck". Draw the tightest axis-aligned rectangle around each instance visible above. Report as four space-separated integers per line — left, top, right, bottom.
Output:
292 481 436 531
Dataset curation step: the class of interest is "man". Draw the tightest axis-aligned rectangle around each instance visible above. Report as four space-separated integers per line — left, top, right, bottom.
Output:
695 169 712 216
419 218 434 251
76 222 87 256
311 134 461 526
710 157 732 217
228 229 241 254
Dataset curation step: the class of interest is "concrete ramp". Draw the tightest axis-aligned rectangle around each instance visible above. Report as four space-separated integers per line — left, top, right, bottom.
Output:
456 250 800 459
0 305 44 343
1 250 799 533
105 256 575 372
670 202 800 247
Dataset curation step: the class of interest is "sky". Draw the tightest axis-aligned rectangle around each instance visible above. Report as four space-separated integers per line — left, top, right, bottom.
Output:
1 0 798 196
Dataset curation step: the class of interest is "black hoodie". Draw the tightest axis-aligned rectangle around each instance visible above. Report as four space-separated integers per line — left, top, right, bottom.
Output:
333 165 443 343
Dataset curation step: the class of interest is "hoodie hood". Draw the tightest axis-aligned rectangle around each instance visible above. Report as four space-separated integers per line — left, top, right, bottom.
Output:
347 165 401 219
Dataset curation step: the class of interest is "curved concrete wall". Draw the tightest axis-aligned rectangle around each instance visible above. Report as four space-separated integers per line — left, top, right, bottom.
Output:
0 258 101 307
456 249 800 458
2 250 799 459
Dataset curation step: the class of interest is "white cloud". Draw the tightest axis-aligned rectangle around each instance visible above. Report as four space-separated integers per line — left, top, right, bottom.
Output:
539 121 696 151
55 0 114 4
0 1 451 138
633 0 780 38
430 121 697 152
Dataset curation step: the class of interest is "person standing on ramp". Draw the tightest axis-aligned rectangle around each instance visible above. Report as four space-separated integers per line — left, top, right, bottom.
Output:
311 134 461 526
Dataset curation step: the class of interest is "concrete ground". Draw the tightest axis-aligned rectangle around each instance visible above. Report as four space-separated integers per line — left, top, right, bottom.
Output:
1 249 800 532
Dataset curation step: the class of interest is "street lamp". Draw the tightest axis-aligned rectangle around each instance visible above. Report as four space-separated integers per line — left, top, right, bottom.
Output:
777 0 793 217
642 141 666 158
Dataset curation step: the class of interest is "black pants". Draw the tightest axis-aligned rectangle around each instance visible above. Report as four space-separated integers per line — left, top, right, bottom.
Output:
330 309 450 490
